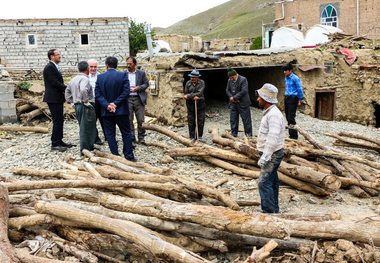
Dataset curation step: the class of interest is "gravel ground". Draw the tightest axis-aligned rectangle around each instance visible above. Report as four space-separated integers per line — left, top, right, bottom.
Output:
0 101 379 262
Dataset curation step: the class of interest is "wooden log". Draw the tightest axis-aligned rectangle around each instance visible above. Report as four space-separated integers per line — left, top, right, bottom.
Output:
0 125 48 133
16 103 34 114
34 201 211 263
20 108 43 122
279 162 341 191
338 131 380 146
52 200 312 251
203 157 260 178
12 167 88 180
4 179 194 196
244 240 278 263
15 248 66 263
339 177 380 191
0 185 20 263
94 149 172 175
340 162 378 196
209 128 259 160
287 155 332 175
274 212 341 221
82 162 103 179
327 133 380 153
278 172 330 196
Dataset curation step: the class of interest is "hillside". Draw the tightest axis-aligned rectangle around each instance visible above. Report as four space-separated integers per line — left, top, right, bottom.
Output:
158 0 276 40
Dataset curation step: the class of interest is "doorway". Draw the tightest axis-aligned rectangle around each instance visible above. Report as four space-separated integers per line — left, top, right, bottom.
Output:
315 90 335 120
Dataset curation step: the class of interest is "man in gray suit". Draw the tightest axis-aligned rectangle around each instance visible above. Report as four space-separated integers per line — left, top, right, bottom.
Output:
226 68 252 137
126 57 149 144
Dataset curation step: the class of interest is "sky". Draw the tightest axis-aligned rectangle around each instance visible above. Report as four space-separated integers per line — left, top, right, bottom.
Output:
0 0 230 28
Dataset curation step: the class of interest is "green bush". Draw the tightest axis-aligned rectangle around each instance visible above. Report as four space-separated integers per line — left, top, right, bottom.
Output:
17 81 32 91
250 36 262 50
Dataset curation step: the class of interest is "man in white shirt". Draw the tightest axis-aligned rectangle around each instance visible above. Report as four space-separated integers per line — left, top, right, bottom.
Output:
256 83 285 213
88 59 105 144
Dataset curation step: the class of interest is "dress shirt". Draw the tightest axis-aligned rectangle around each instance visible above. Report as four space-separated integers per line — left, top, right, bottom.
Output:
128 71 137 96
284 73 304 100
256 105 285 161
88 73 98 100
65 73 93 104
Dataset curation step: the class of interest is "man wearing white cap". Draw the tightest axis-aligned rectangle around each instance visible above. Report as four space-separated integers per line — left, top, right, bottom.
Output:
256 83 285 213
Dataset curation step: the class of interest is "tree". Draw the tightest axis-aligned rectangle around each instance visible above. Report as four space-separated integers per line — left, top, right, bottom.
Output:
129 19 154 56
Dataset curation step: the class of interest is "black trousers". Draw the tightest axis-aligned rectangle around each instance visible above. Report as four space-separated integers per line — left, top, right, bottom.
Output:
92 100 106 141
285 95 299 139
229 103 252 137
186 99 205 139
47 102 64 147
128 96 146 141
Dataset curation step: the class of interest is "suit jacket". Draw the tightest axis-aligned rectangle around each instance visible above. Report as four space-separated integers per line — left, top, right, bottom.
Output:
43 61 66 103
95 68 130 117
226 75 251 107
128 69 149 105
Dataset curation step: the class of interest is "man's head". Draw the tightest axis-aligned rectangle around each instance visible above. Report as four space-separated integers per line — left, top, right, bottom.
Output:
105 56 118 69
48 49 61 64
77 61 89 75
88 59 98 75
282 63 293 77
188 69 201 84
256 83 278 109
126 57 137 72
227 68 238 81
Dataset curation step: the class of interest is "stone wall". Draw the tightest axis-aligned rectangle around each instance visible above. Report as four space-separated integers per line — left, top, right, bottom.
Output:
155 34 203 53
208 38 252 51
275 0 380 39
0 66 17 123
0 17 129 70
138 48 380 127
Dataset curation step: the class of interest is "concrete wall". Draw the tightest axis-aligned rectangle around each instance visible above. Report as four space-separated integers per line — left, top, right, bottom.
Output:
0 17 129 70
275 0 380 39
0 66 17 123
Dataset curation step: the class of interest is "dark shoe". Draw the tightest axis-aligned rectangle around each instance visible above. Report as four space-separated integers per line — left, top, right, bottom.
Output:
60 141 75 148
51 146 67 152
126 157 138 162
138 139 146 145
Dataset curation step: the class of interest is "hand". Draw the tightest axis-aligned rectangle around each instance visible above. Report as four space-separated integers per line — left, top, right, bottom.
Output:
193 96 199 101
229 97 235 103
183 95 188 100
130 86 139 93
257 158 268 168
107 103 116 113
298 100 302 106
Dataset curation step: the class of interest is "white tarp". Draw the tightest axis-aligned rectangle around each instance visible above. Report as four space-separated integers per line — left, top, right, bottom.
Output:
303 24 342 47
152 40 172 53
270 27 304 48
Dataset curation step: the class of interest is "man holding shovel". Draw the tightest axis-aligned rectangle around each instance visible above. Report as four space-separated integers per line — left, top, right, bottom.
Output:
184 70 205 141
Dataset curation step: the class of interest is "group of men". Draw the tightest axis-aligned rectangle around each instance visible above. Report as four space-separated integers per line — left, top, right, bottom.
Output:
43 48 149 161
43 47 303 213
183 65 304 213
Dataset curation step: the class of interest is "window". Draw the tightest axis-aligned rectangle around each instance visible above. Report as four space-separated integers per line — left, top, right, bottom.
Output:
27 34 36 46
80 34 89 45
320 4 338 27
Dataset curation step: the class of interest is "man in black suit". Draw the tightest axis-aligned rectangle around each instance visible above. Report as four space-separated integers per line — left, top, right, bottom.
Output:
126 57 149 144
95 56 136 161
43 49 73 152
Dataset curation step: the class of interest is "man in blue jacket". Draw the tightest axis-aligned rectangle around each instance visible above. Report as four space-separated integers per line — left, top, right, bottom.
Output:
95 57 136 161
283 63 304 140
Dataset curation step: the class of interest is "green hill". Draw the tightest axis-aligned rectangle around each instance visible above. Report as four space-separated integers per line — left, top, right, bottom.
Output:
158 0 276 40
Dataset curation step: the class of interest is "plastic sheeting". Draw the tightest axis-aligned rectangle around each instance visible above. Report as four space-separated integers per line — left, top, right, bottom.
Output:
270 27 304 48
303 24 342 47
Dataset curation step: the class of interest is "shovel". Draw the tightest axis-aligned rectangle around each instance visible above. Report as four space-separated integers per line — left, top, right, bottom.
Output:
194 98 199 140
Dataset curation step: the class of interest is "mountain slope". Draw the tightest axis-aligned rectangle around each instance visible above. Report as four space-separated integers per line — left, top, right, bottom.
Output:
159 0 276 40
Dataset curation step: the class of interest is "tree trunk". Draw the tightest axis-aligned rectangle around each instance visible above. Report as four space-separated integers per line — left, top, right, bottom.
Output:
0 185 20 263
244 239 278 263
34 201 211 263
279 162 341 191
0 126 48 133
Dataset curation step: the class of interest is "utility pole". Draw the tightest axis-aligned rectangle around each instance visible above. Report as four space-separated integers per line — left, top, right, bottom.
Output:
145 23 153 59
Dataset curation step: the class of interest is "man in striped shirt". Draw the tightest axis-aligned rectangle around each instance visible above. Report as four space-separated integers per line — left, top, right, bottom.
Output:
256 83 285 213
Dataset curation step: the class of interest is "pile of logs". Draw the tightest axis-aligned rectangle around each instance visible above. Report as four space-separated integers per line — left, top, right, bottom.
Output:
0 123 379 262
327 131 380 154
143 123 380 198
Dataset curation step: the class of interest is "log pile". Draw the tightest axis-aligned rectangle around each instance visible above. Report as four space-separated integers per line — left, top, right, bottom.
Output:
143 123 380 198
1 123 379 262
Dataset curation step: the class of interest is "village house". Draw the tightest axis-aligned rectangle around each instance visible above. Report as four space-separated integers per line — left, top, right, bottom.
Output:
0 17 129 70
263 0 379 47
